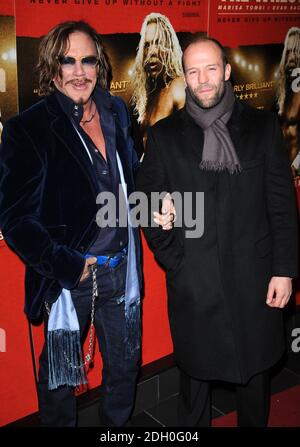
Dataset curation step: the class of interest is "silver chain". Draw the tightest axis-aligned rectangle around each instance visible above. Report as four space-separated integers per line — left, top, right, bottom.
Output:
45 264 98 369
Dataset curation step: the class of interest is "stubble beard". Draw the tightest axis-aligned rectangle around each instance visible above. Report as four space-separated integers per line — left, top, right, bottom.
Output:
189 80 226 109
65 78 94 106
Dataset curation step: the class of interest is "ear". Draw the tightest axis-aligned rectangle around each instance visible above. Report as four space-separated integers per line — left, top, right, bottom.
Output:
224 63 231 81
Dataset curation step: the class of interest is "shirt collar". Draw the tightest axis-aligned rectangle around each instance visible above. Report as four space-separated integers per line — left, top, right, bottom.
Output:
54 87 83 124
54 85 113 124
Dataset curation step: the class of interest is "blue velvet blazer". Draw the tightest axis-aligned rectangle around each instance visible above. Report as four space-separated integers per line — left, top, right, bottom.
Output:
0 87 141 319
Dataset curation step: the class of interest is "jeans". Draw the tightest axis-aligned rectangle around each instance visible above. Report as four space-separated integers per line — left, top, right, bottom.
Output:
37 257 140 426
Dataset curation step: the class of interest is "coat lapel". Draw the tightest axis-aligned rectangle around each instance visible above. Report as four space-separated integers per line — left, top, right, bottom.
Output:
46 95 99 196
180 108 204 164
45 92 135 202
113 111 135 198
227 100 247 160
116 130 133 197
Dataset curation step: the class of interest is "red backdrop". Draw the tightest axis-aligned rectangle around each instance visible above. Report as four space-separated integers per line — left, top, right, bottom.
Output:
0 234 174 425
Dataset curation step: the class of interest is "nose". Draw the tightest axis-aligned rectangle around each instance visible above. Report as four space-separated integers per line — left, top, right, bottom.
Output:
197 70 209 84
150 46 158 57
145 45 157 59
286 50 296 66
73 60 85 76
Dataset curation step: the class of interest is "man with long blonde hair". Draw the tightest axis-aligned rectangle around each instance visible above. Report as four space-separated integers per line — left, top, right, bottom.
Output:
277 27 300 176
131 13 185 147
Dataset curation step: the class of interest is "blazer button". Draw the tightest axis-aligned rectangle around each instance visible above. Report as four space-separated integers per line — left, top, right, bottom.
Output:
79 246 85 253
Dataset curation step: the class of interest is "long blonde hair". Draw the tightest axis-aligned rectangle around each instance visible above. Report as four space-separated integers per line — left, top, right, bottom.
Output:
131 13 183 123
277 27 300 114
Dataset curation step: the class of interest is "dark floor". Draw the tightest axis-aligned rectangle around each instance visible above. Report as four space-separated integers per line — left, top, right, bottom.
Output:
8 309 300 427
78 309 300 427
76 351 300 427
7 351 300 427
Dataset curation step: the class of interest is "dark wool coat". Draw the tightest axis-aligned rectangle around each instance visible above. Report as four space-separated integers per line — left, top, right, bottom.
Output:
137 101 298 384
0 88 141 320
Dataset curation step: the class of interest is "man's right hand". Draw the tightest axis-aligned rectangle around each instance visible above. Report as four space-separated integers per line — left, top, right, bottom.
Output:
153 193 176 231
80 256 97 283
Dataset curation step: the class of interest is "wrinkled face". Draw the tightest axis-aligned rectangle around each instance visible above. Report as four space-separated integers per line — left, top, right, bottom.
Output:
284 35 299 82
143 23 164 79
53 31 99 107
184 41 231 109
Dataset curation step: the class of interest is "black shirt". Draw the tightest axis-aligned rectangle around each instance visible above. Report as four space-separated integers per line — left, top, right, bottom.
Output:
55 87 128 255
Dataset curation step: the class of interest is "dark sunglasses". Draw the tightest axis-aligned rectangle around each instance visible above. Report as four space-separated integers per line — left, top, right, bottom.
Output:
58 55 99 69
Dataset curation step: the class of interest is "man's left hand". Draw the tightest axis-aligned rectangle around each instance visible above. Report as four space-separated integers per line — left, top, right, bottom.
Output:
266 276 293 308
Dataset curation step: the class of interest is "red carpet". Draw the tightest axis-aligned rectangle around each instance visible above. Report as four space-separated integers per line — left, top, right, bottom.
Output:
212 385 300 427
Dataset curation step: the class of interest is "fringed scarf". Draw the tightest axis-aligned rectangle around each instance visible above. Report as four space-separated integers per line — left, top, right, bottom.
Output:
47 289 87 390
185 81 241 174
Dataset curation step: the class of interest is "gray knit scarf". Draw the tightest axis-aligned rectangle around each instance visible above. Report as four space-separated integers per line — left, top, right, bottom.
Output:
185 81 241 174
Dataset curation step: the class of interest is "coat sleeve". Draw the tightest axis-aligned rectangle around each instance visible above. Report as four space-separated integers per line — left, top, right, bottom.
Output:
136 127 184 274
0 117 85 289
265 115 298 278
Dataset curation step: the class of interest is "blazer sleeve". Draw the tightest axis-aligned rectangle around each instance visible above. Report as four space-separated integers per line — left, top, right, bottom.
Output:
136 127 184 274
0 117 85 289
265 115 299 278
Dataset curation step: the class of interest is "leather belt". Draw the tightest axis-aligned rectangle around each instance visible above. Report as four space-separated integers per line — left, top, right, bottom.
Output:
85 247 127 268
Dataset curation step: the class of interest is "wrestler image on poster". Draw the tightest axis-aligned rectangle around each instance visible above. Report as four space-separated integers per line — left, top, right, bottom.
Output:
277 27 300 178
131 13 186 154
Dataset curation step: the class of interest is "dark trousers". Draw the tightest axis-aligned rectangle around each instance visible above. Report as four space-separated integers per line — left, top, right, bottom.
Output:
178 369 270 427
37 257 140 427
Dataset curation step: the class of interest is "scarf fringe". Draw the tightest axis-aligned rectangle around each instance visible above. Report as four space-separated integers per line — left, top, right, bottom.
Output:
125 301 141 358
47 329 87 390
199 160 242 175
